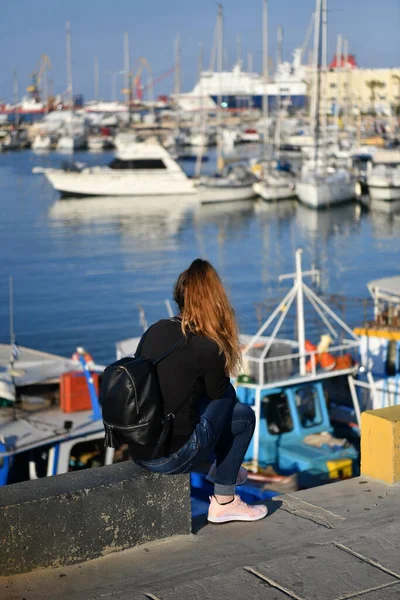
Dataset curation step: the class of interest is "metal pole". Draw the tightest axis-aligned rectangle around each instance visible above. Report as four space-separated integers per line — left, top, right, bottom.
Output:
347 375 362 429
275 25 283 158
321 0 328 172
276 25 283 69
335 34 342 145
9 276 17 415
43 59 49 113
174 35 181 95
123 32 130 107
195 42 206 179
9 276 14 354
236 34 242 65
94 56 99 101
262 0 269 158
13 70 19 128
216 4 224 172
296 250 306 376
112 72 116 102
343 37 349 128
311 0 322 167
65 22 73 108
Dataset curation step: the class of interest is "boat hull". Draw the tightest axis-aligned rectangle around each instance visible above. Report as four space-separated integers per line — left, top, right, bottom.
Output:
56 135 87 152
363 189 400 214
197 184 257 204
253 181 297 202
296 179 355 209
44 170 196 197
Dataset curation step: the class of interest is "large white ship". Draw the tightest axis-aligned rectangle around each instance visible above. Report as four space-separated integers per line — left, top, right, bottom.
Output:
177 48 308 111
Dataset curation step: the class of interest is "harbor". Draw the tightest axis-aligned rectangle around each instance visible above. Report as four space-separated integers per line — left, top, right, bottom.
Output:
1 0 400 593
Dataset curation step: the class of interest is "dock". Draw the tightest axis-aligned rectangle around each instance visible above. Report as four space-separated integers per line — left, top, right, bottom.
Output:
1 474 399 600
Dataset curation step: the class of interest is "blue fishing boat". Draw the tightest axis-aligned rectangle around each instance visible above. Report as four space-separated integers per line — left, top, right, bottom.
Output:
329 276 400 442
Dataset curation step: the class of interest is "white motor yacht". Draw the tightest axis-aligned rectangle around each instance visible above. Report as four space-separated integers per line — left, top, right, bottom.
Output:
34 138 196 198
367 150 400 213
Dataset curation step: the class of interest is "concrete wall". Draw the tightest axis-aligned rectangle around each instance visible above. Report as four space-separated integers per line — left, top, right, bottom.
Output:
0 462 191 576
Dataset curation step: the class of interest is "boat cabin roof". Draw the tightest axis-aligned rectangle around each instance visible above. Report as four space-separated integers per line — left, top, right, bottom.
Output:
114 138 173 162
372 150 400 165
368 276 400 303
0 406 103 457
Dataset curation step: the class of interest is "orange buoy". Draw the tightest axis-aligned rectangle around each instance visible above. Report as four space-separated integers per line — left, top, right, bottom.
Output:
319 352 337 371
305 340 319 373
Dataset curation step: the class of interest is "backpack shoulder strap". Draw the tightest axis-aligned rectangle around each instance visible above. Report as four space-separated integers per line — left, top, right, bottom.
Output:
153 337 187 365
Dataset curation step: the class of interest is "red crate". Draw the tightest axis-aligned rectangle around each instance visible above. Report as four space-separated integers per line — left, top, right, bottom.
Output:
60 372 99 413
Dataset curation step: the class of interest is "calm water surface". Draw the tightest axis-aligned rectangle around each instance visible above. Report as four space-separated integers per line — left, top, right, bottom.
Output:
1 149 399 364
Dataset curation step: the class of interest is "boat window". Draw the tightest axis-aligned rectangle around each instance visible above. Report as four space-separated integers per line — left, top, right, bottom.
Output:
295 386 323 429
109 158 167 170
68 438 105 471
262 393 293 435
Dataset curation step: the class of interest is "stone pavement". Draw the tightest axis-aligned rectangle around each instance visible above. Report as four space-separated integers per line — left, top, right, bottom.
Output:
2 477 400 600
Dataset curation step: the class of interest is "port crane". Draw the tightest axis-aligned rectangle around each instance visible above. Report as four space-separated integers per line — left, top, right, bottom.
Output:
27 54 52 103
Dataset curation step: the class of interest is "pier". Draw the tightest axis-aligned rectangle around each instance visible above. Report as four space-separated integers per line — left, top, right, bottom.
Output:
1 405 400 599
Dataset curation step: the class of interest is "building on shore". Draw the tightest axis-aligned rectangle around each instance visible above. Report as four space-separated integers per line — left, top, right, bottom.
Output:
307 55 400 117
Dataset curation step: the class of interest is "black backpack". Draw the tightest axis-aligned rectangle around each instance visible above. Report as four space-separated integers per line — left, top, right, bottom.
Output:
100 330 187 460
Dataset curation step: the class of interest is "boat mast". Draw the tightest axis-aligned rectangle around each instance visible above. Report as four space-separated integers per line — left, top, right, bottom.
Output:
274 25 283 160
174 35 181 132
195 42 206 179
335 34 342 147
94 56 99 102
321 0 328 172
13 70 19 129
295 250 306 376
216 3 224 172
43 58 49 114
262 0 269 159
343 37 350 130
65 22 73 110
310 0 322 168
123 32 133 125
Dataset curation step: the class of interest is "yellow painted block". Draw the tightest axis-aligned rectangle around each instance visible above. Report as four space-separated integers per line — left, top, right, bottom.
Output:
326 459 353 479
361 406 400 484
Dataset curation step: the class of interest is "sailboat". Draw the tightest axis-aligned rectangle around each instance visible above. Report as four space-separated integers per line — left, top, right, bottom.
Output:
56 23 87 153
196 5 257 204
295 0 355 209
253 9 297 202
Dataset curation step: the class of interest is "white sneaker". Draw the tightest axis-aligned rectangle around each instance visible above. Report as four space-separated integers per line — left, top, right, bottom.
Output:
205 462 248 486
207 495 268 524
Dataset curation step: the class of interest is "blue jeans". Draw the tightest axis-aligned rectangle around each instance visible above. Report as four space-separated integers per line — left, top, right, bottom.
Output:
135 384 255 495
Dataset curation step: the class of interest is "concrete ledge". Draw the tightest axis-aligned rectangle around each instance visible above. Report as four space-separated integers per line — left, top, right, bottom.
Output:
361 405 400 484
0 462 191 576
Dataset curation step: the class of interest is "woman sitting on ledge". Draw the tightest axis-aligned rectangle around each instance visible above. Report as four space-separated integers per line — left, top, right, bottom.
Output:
134 258 267 524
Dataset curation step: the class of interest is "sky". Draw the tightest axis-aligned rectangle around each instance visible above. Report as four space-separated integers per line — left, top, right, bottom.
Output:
0 0 399 104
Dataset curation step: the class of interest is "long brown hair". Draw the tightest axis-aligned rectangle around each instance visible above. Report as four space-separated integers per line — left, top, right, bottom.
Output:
173 259 242 376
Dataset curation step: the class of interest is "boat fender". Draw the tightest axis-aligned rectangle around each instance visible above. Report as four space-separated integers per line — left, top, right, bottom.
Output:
305 340 319 372
72 347 94 366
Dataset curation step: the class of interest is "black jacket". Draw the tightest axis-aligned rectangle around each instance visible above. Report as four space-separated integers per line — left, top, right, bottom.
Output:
138 318 229 454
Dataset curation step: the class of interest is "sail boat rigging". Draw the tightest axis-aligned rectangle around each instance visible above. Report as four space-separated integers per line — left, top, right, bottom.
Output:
295 0 355 209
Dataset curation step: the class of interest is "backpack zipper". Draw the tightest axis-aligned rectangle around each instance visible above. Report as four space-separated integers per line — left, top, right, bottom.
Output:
103 420 148 430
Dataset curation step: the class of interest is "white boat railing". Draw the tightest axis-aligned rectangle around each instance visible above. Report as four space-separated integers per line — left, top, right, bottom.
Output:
242 340 359 387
